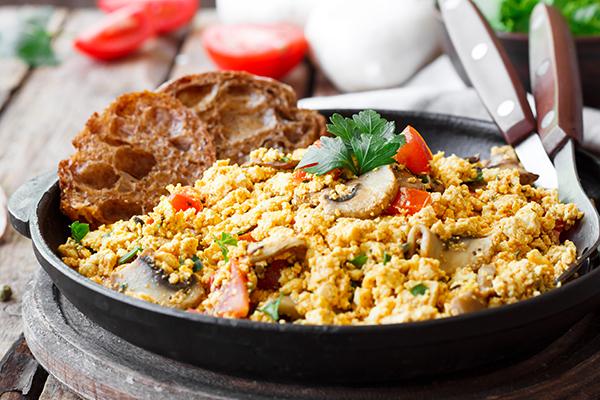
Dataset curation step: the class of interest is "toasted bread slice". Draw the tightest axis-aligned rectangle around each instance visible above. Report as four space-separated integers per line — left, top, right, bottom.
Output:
59 91 215 227
158 71 326 164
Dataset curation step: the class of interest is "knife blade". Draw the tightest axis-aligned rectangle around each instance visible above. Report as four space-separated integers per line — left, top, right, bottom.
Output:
439 0 557 189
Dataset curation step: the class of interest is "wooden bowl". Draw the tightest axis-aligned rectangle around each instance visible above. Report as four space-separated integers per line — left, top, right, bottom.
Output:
439 20 600 108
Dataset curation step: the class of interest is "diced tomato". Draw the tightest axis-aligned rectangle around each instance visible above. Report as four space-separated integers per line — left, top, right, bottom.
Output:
257 259 287 290
293 169 310 183
214 259 250 318
74 4 154 60
202 23 308 79
394 126 433 174
238 232 256 242
170 192 203 212
386 187 432 216
97 0 198 34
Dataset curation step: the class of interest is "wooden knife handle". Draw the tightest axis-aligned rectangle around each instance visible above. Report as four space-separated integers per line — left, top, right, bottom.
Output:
529 3 584 156
438 0 535 146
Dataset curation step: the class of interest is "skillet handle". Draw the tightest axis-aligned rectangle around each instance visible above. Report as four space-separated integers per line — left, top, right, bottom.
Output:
529 3 584 156
438 0 536 146
8 171 58 239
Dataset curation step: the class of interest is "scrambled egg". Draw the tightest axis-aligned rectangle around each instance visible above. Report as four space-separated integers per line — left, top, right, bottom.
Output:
59 147 582 325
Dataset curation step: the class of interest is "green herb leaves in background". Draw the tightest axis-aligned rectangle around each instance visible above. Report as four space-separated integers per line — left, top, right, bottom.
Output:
69 221 89 243
474 0 600 36
297 110 405 176
214 232 238 262
0 8 59 66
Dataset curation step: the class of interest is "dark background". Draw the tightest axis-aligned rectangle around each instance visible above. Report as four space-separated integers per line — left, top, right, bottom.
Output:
0 0 215 6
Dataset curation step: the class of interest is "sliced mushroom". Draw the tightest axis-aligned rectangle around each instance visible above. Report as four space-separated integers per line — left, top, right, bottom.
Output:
397 169 426 190
406 225 494 274
485 156 539 186
278 295 303 320
448 291 486 315
248 235 307 264
245 159 300 170
320 165 399 219
109 250 204 309
477 264 496 296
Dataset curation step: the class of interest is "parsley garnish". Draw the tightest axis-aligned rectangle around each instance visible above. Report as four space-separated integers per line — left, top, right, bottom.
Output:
118 246 142 265
259 295 282 321
214 232 238 262
466 167 484 183
383 252 392 265
69 221 89 243
350 253 368 267
297 110 405 176
410 283 428 296
192 255 204 272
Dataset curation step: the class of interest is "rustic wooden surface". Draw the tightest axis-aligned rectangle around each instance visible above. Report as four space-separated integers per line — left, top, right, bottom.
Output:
0 6 329 399
21 271 600 400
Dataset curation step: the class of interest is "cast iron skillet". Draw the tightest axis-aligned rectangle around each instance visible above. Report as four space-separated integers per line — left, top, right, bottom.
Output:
9 110 600 384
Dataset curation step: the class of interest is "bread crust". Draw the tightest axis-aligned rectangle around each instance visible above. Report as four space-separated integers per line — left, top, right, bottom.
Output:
58 91 215 227
158 71 326 164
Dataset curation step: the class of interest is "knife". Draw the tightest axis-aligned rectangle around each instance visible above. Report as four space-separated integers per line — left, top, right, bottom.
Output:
528 3 600 282
438 0 558 189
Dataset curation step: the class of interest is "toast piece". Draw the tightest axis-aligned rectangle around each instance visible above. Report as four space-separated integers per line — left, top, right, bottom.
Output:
158 71 326 164
58 91 216 227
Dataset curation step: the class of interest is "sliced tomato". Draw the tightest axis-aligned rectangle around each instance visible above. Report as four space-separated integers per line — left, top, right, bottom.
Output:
214 259 250 318
97 0 198 34
170 192 203 212
202 23 308 79
386 187 432 216
394 125 433 174
74 4 153 60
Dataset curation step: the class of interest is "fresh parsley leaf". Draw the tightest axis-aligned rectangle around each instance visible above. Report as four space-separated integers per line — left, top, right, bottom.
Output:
119 246 142 265
410 283 428 296
465 167 484 184
350 133 403 175
259 295 282 321
296 110 407 177
383 252 392 265
69 221 89 243
214 232 238 262
350 253 368 267
297 136 358 175
192 255 204 272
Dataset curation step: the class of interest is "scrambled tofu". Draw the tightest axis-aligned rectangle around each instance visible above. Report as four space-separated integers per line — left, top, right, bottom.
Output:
59 146 582 325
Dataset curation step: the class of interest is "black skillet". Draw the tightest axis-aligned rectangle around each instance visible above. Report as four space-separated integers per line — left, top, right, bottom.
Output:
9 109 600 384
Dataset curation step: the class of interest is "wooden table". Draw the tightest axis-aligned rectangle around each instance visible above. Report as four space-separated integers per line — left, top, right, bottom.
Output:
0 6 337 399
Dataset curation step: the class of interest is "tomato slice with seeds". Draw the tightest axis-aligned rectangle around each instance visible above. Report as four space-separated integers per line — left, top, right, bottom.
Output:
394 125 433 174
202 23 308 79
98 0 198 33
170 192 203 212
74 4 153 60
386 187 432 216
214 259 250 318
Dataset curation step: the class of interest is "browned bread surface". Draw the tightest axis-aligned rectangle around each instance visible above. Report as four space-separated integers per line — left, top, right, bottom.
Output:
158 71 326 164
58 91 216 227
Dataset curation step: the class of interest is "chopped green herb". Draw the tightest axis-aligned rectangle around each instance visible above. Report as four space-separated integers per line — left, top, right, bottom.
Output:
383 252 392 265
192 255 204 272
259 295 282 321
410 283 428 296
280 155 291 162
69 221 89 243
466 168 484 183
350 253 368 267
214 232 238 262
297 110 405 177
1 285 12 302
119 246 142 265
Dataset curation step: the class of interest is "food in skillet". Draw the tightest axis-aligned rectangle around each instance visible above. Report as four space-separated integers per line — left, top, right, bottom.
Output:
58 107 583 325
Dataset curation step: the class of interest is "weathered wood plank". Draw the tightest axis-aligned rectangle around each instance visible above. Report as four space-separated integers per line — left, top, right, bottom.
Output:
169 9 311 98
0 7 180 361
0 6 67 111
0 336 45 399
39 376 81 400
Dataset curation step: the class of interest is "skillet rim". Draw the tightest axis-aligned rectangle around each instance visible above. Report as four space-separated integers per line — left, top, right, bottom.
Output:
28 108 600 335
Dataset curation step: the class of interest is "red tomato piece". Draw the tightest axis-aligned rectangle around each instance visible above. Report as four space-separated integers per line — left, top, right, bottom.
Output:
257 259 287 290
394 125 433 174
74 4 153 60
170 192 203 212
214 259 250 318
386 187 432 216
238 232 256 242
97 0 198 34
293 169 310 183
202 23 308 79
